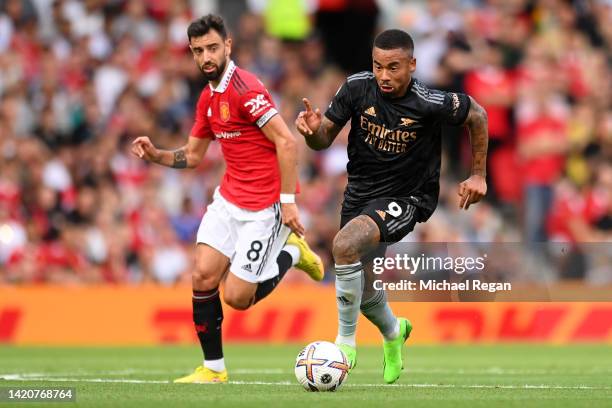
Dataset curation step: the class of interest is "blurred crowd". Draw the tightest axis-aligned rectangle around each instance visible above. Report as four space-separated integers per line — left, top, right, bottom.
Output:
0 0 610 285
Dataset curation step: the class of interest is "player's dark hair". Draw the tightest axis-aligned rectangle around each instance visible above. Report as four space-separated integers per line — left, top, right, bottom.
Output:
374 29 414 55
187 14 227 42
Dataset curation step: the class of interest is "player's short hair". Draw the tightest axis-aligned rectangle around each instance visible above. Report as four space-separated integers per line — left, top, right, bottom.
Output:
374 29 414 55
187 14 228 42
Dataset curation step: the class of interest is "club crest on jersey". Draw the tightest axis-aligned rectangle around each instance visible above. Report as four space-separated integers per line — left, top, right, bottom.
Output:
400 117 417 126
244 94 271 115
220 102 230 122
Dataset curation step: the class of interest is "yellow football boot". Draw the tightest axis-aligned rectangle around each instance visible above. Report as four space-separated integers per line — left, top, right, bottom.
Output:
286 233 325 281
173 366 228 384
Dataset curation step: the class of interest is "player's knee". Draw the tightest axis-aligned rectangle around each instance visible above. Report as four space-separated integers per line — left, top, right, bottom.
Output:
332 233 360 264
193 275 219 292
193 262 221 290
223 291 252 311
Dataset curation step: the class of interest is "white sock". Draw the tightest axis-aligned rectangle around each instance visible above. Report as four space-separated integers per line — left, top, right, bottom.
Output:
204 358 225 372
335 334 356 347
283 244 300 266
360 290 399 341
334 262 363 348
385 319 400 341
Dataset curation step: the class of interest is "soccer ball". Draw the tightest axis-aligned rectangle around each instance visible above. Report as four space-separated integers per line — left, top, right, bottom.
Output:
294 341 350 391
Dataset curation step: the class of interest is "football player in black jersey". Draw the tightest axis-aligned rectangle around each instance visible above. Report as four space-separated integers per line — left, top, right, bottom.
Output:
295 29 488 383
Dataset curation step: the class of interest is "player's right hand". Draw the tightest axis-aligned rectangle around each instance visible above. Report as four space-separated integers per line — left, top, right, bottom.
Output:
281 203 305 237
295 98 321 136
131 136 161 163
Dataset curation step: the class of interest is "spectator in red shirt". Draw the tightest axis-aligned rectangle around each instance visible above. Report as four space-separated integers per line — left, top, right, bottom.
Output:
517 82 569 242
464 40 516 203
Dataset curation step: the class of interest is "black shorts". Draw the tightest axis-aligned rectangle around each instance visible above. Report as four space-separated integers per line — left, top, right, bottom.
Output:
340 197 422 244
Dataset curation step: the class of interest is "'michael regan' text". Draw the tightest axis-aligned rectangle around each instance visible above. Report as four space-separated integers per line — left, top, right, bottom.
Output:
374 279 512 293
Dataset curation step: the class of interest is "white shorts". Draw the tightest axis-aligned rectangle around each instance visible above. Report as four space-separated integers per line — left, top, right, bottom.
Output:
196 188 290 283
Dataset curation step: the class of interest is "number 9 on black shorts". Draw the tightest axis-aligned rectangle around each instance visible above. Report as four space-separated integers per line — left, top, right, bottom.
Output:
341 198 422 244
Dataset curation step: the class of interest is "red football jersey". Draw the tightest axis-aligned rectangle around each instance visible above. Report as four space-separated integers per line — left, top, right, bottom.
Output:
190 61 284 211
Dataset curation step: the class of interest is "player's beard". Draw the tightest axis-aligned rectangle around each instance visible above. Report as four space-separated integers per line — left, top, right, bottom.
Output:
200 58 227 81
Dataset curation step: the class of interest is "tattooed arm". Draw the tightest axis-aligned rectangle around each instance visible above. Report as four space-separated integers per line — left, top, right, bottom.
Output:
295 98 343 151
464 96 489 177
458 96 489 210
131 135 212 169
304 117 343 151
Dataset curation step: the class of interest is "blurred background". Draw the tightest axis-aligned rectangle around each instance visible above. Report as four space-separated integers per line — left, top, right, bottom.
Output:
0 0 610 288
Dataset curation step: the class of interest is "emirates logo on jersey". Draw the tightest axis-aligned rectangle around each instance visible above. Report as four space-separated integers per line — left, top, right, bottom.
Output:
220 102 230 122
360 115 417 154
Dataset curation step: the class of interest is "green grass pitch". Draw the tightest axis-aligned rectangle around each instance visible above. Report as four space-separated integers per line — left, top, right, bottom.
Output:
0 345 610 407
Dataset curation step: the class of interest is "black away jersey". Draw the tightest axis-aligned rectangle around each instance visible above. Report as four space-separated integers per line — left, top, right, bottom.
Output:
325 72 471 220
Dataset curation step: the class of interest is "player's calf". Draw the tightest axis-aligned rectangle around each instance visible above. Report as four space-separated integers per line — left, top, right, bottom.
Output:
222 293 253 310
188 244 230 376
223 246 298 309
223 273 257 310
332 216 381 354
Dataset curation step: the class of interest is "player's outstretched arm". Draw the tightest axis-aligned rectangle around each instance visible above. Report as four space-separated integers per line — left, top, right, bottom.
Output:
458 96 489 210
131 136 211 169
261 115 305 237
295 98 342 151
464 97 488 178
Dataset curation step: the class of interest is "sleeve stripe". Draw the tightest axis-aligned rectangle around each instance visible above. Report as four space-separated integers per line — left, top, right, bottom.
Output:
413 86 444 100
412 82 445 103
411 88 444 105
348 72 374 82
418 91 444 101
256 108 278 128
348 71 374 79
233 73 248 95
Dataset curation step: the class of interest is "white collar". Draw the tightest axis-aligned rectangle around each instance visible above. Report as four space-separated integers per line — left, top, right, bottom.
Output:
209 60 236 94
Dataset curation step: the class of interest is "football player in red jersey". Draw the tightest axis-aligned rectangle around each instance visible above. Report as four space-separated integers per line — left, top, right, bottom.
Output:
132 14 324 384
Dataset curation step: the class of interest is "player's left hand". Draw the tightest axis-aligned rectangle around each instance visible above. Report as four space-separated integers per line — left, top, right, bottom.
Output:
281 203 305 237
458 175 487 210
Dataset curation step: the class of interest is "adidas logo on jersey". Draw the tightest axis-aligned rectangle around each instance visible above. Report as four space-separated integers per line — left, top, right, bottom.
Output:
241 264 253 272
365 106 376 117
